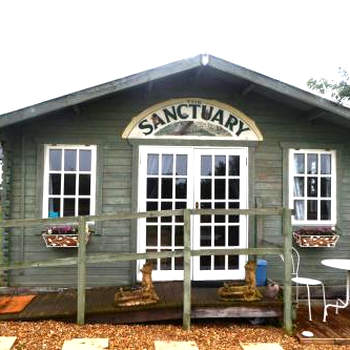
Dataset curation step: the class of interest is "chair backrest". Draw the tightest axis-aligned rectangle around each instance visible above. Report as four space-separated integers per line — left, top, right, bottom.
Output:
280 247 300 277
291 247 300 277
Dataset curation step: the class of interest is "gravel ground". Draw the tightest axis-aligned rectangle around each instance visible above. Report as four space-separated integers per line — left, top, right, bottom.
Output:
1 320 350 350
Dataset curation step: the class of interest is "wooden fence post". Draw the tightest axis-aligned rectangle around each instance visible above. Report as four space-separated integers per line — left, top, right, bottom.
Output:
183 209 191 330
283 208 293 335
77 216 87 325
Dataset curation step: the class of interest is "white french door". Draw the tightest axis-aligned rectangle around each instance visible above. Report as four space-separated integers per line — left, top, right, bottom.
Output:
137 146 248 281
192 148 248 280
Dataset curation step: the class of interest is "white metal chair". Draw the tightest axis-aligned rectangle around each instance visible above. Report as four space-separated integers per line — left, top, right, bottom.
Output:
281 247 326 321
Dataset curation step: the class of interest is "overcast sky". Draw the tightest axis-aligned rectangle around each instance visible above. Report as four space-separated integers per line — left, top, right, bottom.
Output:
0 0 349 115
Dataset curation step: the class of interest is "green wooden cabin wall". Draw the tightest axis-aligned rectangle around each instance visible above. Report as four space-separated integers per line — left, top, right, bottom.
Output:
4 70 350 290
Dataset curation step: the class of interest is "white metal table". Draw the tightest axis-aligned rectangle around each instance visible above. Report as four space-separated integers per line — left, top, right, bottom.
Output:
322 259 350 322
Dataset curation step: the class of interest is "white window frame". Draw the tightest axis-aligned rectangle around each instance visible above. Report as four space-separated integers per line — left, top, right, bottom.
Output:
42 144 97 218
289 149 336 225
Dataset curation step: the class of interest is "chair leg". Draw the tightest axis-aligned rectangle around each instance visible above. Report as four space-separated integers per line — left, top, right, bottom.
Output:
321 283 327 322
306 284 312 321
296 282 299 305
336 299 339 314
321 283 326 309
323 304 328 322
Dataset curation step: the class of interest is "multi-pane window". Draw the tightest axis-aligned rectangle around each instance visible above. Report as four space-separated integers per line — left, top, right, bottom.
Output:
43 145 96 218
289 149 336 224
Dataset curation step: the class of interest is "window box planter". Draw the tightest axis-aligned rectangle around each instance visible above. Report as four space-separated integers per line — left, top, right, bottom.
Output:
293 227 339 248
42 225 91 248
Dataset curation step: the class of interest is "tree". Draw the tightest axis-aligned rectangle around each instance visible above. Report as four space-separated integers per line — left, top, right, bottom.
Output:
307 68 350 106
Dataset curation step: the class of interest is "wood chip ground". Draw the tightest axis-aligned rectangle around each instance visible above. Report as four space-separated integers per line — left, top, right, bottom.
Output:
1 320 350 350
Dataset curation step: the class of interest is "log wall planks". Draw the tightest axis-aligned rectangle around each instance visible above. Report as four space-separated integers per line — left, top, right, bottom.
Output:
3 69 350 290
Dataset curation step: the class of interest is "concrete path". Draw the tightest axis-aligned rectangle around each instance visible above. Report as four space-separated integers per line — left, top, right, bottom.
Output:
240 343 283 350
154 341 198 350
62 338 108 350
0 337 16 350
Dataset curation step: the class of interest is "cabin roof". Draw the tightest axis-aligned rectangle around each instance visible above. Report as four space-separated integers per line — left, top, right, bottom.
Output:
1 54 350 128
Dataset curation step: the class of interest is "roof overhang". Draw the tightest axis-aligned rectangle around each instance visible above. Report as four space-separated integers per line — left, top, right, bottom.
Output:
0 54 349 128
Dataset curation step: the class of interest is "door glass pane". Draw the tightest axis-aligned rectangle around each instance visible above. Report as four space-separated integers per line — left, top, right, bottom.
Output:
228 255 239 269
321 154 331 174
161 226 172 246
64 150 77 171
200 256 211 270
229 156 240 176
214 202 225 223
147 154 159 175
321 200 331 220
146 226 158 246
229 202 239 223
214 255 225 270
79 150 91 171
201 156 212 176
79 174 91 195
161 202 172 222
162 154 173 175
176 155 187 175
48 198 60 217
78 199 90 215
64 174 76 195
49 149 62 171
228 226 239 246
294 200 305 220
200 226 211 247
215 179 225 199
63 198 75 216
200 202 211 223
147 178 158 198
49 174 61 195
146 249 158 270
176 178 187 199
161 178 173 198
201 179 212 199
293 177 304 197
215 156 226 176
307 154 318 174
160 249 171 270
294 154 305 174
307 177 318 197
175 202 186 223
175 226 184 246
214 226 225 246
146 202 158 222
229 179 239 199
175 253 184 270
321 177 331 197
307 200 318 220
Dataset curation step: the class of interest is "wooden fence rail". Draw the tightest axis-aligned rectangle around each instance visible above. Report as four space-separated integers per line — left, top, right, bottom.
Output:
0 207 293 334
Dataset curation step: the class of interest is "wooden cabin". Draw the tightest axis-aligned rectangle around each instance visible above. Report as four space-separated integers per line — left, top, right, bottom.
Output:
1 55 350 296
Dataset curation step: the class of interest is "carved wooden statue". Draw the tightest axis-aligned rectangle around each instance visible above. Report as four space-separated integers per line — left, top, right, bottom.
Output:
140 261 155 291
244 260 263 301
114 262 159 307
218 261 263 302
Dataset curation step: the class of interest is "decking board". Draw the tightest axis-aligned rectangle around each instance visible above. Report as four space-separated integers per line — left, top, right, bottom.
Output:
296 304 350 344
0 282 282 322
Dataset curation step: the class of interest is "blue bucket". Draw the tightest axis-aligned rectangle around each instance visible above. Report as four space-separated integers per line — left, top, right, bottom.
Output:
256 259 267 286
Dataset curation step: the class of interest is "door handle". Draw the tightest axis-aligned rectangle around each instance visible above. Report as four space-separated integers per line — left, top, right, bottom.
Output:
195 201 199 209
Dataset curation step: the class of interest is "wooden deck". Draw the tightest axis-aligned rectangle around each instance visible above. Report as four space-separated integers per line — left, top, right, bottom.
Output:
296 303 350 345
4 283 350 344
0 282 282 323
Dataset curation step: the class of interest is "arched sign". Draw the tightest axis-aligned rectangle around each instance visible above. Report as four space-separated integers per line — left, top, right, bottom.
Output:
122 98 263 141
